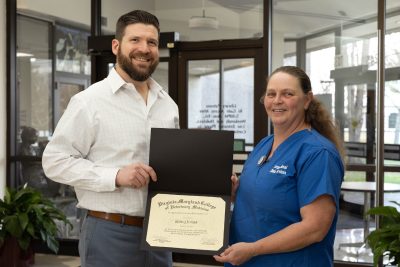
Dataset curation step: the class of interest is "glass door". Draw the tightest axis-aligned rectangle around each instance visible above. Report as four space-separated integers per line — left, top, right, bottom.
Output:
269 0 399 264
178 47 264 150
381 1 400 265
187 58 255 147
173 44 263 266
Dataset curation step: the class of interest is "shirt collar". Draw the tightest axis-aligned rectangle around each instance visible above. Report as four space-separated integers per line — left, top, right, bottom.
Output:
107 67 166 99
108 67 126 94
148 78 167 99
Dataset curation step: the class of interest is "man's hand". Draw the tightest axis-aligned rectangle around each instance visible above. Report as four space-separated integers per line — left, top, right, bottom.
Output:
115 163 157 188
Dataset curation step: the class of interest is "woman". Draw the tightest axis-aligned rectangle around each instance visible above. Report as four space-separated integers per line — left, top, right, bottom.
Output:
214 66 345 267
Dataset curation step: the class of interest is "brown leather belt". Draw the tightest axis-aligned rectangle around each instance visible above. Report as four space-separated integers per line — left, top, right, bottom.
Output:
87 210 143 227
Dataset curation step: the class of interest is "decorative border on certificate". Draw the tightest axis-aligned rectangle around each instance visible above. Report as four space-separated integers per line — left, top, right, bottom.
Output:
141 192 230 255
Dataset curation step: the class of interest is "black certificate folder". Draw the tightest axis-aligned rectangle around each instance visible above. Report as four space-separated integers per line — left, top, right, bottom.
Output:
141 128 234 255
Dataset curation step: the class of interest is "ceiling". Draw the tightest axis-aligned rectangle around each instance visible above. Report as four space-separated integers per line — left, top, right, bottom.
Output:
16 0 400 62
18 0 400 40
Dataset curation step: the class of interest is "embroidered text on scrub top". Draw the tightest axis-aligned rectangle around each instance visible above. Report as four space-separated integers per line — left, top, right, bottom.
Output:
269 164 288 175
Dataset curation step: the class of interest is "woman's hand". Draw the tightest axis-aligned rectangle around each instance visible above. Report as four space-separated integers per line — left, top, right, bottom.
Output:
231 173 240 203
214 242 257 266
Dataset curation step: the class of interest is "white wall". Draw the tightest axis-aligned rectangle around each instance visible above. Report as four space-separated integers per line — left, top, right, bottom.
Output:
17 0 91 27
0 0 7 198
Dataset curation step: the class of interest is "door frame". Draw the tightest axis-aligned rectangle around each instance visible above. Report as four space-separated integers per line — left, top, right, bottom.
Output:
175 39 268 145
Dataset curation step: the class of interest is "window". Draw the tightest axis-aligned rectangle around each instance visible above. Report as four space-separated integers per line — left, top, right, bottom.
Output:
14 14 90 240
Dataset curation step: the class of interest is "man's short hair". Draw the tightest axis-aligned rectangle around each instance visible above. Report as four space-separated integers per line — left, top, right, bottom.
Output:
115 10 160 41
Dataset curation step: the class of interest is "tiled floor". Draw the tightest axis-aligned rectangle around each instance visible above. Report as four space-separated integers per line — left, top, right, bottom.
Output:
33 255 221 267
34 253 80 267
334 228 373 264
34 228 376 266
34 233 374 267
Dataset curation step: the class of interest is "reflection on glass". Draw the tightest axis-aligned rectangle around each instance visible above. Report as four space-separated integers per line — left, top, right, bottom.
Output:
55 82 84 124
16 14 86 240
273 0 381 263
16 15 55 195
17 15 52 141
188 60 220 130
17 126 49 193
385 81 400 144
222 59 254 144
384 3 400 247
55 24 91 75
187 59 254 145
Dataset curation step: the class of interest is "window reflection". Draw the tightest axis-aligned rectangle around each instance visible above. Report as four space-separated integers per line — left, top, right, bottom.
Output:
188 59 254 146
16 13 90 240
17 15 52 139
55 25 91 75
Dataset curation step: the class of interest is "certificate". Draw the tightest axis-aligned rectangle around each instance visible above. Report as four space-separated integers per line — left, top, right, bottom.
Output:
140 128 234 255
145 193 228 252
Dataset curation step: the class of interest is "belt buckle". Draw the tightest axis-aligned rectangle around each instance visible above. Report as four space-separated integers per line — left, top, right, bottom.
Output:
120 214 126 225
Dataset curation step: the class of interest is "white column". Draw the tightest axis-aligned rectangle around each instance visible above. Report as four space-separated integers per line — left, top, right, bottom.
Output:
272 31 285 71
0 0 7 198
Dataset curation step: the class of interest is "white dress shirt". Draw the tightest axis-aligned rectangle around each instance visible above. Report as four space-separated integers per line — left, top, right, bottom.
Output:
42 68 179 216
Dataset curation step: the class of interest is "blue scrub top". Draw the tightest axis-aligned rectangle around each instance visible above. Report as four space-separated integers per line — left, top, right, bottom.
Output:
227 129 344 267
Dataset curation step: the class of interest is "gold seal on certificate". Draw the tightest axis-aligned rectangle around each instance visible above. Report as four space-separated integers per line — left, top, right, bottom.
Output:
146 194 226 251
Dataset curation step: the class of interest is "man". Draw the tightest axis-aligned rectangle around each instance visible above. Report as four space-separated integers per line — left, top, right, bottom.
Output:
42 10 179 267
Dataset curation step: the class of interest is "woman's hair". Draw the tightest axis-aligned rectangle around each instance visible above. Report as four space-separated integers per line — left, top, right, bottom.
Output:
268 66 346 160
115 10 160 41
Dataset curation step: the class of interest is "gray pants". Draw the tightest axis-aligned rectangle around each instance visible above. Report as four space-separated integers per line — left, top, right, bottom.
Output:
79 215 172 267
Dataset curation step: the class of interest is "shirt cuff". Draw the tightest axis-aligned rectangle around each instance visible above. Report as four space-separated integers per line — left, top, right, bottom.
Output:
102 167 120 191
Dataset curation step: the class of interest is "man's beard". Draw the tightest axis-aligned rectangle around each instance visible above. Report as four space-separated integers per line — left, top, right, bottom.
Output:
117 48 159 82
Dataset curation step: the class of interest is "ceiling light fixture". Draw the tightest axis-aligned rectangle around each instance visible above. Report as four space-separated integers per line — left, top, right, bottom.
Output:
189 0 219 30
17 52 34 57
